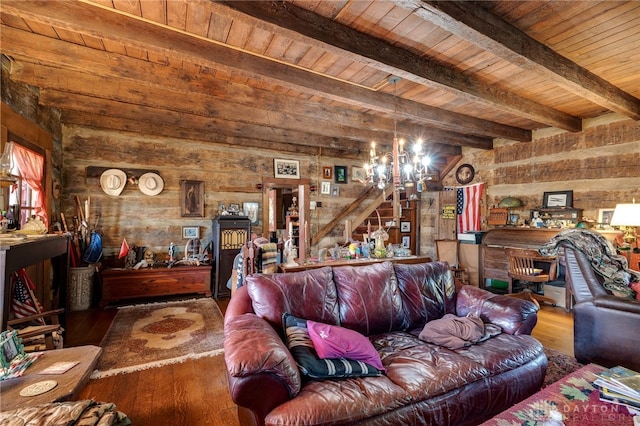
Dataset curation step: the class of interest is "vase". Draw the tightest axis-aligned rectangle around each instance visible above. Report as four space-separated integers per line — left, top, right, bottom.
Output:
374 235 386 258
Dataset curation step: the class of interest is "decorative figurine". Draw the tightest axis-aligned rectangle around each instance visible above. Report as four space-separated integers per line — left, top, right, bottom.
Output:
169 242 175 262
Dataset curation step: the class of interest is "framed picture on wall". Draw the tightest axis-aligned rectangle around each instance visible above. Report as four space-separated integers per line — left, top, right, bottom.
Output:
598 208 615 227
181 180 204 217
321 181 331 195
322 166 333 179
182 226 200 239
274 159 300 179
352 166 367 182
400 221 411 232
334 165 347 183
543 190 573 208
402 236 411 249
243 202 259 225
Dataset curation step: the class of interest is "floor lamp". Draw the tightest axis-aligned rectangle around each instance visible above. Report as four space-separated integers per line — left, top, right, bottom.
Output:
609 201 640 268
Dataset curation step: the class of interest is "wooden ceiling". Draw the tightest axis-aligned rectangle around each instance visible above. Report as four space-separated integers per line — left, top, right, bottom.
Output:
1 1 639 175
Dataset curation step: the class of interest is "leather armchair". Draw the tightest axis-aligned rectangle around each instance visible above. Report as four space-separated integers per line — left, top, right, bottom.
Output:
563 245 640 371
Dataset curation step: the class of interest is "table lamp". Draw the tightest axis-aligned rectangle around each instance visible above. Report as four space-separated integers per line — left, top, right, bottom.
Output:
610 200 640 265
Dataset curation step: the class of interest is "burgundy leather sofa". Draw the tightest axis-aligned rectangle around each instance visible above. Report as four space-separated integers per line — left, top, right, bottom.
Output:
563 245 640 371
224 261 547 426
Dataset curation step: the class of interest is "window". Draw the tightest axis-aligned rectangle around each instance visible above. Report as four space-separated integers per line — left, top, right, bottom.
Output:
6 136 46 228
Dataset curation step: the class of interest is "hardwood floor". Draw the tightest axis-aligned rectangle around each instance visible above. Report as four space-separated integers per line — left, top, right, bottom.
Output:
66 300 573 426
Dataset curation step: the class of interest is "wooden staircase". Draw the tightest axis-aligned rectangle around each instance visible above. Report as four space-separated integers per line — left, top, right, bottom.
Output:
352 192 420 255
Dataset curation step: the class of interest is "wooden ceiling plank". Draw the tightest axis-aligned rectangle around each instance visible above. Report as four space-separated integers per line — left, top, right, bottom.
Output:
219 1 577 132
166 0 187 31
415 1 640 120
111 0 142 17
1 0 528 141
139 0 167 26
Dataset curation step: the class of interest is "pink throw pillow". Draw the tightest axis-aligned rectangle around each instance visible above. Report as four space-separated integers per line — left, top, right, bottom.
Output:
630 282 640 300
307 320 385 371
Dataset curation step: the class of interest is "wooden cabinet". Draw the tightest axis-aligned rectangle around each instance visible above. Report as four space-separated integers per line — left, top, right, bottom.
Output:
100 266 211 306
212 215 250 299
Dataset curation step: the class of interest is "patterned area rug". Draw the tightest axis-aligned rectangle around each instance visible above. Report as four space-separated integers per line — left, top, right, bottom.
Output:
91 298 224 379
543 347 584 388
482 363 636 425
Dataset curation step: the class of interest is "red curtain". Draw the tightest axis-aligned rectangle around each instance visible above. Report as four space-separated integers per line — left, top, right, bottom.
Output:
11 142 48 227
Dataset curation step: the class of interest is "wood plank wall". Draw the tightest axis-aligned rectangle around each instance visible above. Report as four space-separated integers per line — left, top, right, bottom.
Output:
422 113 640 261
61 125 370 261
3 69 639 264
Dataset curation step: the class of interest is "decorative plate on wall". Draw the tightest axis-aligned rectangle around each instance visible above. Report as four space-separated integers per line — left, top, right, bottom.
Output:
455 164 475 185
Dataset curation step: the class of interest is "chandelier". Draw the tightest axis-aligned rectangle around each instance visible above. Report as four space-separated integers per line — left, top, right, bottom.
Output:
365 77 431 191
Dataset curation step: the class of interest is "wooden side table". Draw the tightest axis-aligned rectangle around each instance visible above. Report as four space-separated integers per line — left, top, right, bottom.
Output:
0 345 101 411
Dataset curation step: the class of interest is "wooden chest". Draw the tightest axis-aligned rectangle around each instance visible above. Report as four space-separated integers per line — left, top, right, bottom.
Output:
100 266 212 306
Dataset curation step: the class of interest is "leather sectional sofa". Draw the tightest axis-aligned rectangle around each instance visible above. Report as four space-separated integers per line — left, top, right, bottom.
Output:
224 261 547 426
562 244 640 371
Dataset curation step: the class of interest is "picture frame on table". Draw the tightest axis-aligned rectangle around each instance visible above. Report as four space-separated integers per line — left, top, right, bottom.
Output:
334 165 347 184
274 159 300 179
182 226 200 239
243 202 259 225
400 221 411 232
180 180 204 217
597 208 615 227
321 181 332 195
543 190 573 208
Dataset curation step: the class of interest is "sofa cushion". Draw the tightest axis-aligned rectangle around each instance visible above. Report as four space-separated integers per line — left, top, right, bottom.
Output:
332 262 406 335
283 313 384 379
307 320 385 371
246 267 339 332
394 261 458 330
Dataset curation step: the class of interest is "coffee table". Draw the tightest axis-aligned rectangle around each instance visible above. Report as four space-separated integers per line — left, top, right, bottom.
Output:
0 345 101 411
482 363 636 425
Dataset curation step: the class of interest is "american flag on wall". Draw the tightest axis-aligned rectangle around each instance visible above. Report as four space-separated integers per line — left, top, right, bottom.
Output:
456 182 485 233
11 269 44 321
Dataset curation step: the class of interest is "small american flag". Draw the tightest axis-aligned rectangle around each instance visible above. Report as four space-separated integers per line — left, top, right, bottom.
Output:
11 269 44 321
456 182 485 233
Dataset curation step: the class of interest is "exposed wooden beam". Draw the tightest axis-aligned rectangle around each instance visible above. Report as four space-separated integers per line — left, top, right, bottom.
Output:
219 0 580 132
60 110 353 157
410 0 640 120
0 0 529 142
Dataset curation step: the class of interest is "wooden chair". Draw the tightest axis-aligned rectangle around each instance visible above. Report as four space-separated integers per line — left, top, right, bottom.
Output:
7 270 64 351
8 308 65 351
505 248 558 308
435 239 467 283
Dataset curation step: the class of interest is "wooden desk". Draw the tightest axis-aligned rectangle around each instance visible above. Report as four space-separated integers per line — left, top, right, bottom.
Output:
0 345 101 411
0 234 68 330
100 265 212 306
481 228 561 290
279 256 432 273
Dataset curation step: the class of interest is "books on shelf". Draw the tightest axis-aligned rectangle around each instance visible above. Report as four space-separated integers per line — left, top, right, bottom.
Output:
593 365 640 414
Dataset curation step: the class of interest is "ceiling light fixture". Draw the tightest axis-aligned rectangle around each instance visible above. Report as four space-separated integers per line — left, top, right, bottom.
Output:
365 77 431 192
